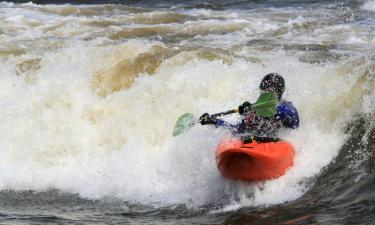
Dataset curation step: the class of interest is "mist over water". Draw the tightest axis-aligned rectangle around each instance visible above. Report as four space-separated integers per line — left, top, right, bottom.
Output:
1 0 375 224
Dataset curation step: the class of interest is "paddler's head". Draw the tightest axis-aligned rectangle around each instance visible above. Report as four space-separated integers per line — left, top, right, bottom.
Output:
259 73 285 101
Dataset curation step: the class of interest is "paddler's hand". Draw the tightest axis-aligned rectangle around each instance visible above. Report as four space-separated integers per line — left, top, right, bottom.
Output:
238 101 252 115
199 113 216 125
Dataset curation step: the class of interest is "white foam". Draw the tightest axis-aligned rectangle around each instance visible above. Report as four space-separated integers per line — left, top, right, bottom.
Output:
362 0 375 12
0 43 353 208
0 3 372 210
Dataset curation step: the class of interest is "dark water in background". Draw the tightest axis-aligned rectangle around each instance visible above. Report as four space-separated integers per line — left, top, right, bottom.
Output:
1 0 375 224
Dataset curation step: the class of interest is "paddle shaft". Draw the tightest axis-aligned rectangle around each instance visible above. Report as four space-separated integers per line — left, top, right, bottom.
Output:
207 100 274 119
210 92 277 119
211 109 239 118
173 92 277 136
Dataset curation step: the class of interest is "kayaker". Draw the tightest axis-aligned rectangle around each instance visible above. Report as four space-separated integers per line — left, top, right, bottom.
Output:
199 73 299 143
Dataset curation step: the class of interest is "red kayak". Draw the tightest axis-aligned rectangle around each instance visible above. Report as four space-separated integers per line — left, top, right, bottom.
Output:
215 138 295 181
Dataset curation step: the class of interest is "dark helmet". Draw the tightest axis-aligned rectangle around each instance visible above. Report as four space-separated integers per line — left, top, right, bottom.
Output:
259 73 285 100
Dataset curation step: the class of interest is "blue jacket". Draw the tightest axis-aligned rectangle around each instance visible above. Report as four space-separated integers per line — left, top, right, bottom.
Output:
276 101 299 129
214 101 299 138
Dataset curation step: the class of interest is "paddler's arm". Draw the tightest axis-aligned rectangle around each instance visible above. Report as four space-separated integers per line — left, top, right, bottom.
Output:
200 113 243 132
276 102 299 129
213 118 241 131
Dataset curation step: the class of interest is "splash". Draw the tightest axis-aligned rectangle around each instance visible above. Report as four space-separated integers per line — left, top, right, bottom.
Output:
362 0 375 12
0 1 374 210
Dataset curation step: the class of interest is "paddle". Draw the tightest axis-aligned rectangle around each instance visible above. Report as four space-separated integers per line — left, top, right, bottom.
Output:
172 92 278 136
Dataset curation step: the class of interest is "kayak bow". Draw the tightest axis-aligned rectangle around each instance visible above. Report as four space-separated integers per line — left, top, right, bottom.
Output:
215 138 295 181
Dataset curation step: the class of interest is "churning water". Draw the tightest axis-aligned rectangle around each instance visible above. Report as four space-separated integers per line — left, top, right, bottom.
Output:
0 0 375 224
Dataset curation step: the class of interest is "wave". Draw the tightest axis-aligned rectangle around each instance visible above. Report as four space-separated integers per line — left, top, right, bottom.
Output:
0 1 374 212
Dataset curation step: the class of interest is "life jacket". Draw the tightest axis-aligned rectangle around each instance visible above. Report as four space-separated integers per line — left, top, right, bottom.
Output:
240 111 282 138
239 100 298 138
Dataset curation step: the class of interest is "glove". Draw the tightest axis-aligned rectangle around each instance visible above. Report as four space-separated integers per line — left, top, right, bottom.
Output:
238 101 252 115
199 113 216 125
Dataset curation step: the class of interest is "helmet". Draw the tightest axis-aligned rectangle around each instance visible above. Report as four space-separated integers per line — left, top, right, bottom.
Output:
259 73 285 100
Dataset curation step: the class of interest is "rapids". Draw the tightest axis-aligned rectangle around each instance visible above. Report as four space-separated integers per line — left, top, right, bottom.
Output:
0 0 375 224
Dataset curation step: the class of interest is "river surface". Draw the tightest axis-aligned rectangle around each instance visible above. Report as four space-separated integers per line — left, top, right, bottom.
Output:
0 0 375 224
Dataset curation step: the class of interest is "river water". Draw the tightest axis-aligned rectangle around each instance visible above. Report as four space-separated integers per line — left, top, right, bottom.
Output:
0 0 375 224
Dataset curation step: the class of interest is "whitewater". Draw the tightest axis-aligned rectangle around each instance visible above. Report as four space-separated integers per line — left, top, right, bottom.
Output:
0 0 375 224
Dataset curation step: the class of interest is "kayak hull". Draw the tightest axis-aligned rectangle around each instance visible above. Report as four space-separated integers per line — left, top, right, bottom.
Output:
215 138 295 181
